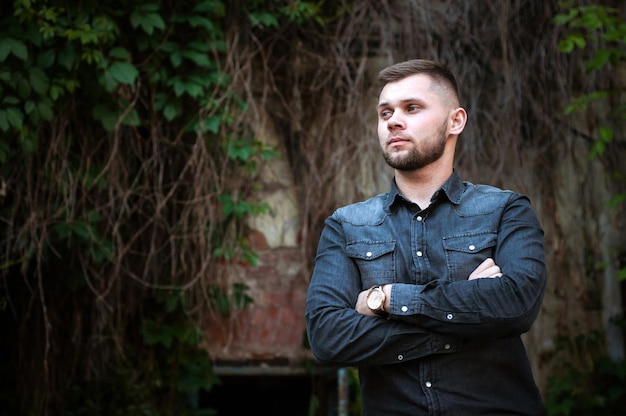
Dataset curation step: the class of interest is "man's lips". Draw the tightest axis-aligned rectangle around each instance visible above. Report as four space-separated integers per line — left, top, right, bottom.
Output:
388 137 410 147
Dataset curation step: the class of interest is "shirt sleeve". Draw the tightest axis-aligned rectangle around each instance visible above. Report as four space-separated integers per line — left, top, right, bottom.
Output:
389 194 547 338
304 214 462 367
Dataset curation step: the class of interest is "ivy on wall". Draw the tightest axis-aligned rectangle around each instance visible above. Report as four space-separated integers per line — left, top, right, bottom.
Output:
0 0 325 414
544 3 626 415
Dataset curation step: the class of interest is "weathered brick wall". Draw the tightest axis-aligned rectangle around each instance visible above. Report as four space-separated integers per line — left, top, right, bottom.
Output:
205 112 312 366
205 245 310 364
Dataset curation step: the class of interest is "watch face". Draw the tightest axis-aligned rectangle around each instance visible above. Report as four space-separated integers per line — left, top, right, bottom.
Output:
367 289 384 310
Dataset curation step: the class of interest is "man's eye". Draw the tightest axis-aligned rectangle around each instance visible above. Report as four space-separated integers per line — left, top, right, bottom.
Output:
408 105 420 112
380 110 392 119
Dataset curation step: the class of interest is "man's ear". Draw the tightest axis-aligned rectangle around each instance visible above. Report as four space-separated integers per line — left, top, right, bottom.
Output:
450 107 467 135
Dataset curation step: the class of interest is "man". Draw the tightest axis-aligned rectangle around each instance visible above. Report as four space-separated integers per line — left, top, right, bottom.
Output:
305 59 547 415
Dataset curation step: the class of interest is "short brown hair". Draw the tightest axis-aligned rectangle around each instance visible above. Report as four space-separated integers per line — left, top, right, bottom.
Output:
378 59 460 103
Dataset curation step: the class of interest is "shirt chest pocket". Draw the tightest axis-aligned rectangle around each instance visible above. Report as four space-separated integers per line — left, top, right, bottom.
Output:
346 241 396 287
442 232 497 281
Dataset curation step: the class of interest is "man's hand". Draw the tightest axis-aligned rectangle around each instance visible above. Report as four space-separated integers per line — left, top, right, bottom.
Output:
468 258 502 280
355 284 392 316
355 289 375 316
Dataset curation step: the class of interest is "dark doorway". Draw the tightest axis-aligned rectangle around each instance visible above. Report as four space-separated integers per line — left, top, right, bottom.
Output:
199 368 338 416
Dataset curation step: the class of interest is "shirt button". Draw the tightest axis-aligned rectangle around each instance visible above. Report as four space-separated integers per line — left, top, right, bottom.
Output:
444 344 451 350
397 355 404 361
366 251 372 257
401 306 408 312
416 216 423 221
425 381 432 388
469 245 475 251
446 313 454 320
416 251 423 257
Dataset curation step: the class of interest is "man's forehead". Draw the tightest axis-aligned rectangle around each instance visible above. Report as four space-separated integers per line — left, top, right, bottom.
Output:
379 75 436 102
379 74 455 106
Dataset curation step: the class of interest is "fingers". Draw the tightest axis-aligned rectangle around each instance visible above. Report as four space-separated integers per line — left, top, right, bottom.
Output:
355 290 374 316
468 258 502 280
468 258 495 279
480 266 503 278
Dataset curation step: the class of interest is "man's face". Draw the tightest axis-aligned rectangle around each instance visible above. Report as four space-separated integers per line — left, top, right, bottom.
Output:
377 74 454 171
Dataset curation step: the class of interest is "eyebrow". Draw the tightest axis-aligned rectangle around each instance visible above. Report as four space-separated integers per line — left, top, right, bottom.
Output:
377 97 425 108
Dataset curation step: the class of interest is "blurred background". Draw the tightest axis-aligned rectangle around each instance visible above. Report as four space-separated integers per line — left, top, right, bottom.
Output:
0 0 624 415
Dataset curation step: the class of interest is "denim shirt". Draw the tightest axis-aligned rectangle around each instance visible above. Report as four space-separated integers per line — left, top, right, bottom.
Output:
305 171 547 415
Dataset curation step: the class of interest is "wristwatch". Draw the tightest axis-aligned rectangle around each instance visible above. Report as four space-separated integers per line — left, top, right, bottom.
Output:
366 285 388 318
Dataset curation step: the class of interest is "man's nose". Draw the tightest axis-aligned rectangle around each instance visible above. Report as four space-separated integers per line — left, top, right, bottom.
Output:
387 113 405 130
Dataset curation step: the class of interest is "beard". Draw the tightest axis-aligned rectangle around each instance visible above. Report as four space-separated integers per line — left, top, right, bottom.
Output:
383 120 448 171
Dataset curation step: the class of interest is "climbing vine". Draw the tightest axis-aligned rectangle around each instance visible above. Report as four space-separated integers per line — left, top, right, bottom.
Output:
0 0 326 414
545 3 626 415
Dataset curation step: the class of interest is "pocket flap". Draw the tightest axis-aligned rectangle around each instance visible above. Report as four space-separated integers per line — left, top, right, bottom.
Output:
346 241 395 260
442 232 496 253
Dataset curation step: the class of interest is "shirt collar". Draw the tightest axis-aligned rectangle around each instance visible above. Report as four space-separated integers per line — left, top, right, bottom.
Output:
384 170 464 211
440 170 464 204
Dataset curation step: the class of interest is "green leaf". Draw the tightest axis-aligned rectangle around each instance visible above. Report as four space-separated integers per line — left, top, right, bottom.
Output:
58 45 78 70
24 100 36 114
608 193 626 208
6 38 28 60
170 50 182 67
558 33 586 53
188 16 217 32
204 116 220 134
187 41 212 52
109 47 130 59
2 96 20 105
66 24 99 45
0 39 10 62
170 78 204 98
228 141 254 162
598 126 613 143
589 140 605 159
36 49 55 68
86 210 101 222
91 239 114 264
29 67 50 94
210 39 227 53
142 320 174 348
194 0 225 16
108 61 139 85
0 69 10 82
49 84 64 100
93 104 118 131
554 10 577 26
37 99 54 121
17 75 31 99
71 222 92 240
182 50 212 67
207 284 231 315
0 111 8 131
130 10 165 35
185 82 203 98
20 133 37 154
121 108 140 126
6 107 24 129
232 283 253 309
585 48 610 72
163 104 179 121
249 12 279 28
65 79 80 93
